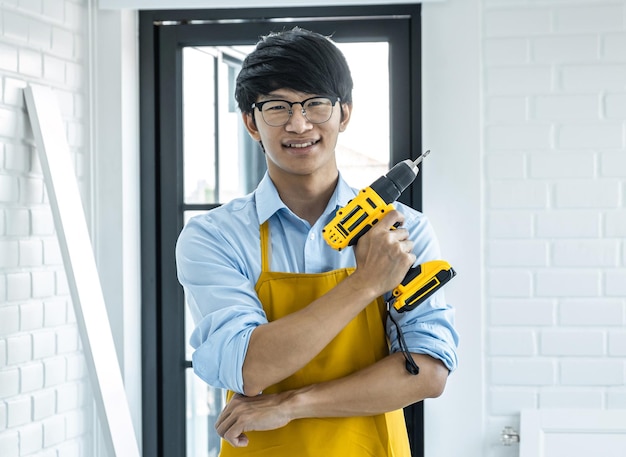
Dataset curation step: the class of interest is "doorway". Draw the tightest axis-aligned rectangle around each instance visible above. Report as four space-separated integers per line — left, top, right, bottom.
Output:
139 6 423 456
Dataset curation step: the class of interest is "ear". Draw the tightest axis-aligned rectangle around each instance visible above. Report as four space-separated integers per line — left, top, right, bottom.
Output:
242 112 262 141
338 102 352 132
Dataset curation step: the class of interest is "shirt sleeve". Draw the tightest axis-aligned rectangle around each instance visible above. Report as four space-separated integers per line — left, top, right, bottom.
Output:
385 206 460 372
175 215 267 393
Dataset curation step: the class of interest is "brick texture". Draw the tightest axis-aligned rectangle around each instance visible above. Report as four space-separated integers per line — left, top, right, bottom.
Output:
0 1 94 456
484 0 626 439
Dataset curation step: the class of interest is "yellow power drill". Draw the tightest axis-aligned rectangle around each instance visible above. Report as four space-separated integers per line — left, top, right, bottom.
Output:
322 151 456 312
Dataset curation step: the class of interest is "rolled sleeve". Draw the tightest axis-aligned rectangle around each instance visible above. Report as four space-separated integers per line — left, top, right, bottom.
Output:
176 215 267 393
388 206 460 372
387 294 459 372
190 305 263 392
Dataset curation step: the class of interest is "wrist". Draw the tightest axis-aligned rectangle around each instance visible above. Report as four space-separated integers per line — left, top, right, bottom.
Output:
283 385 316 421
345 271 384 302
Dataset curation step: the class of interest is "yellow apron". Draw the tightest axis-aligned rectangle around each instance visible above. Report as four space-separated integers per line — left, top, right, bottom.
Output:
220 221 410 457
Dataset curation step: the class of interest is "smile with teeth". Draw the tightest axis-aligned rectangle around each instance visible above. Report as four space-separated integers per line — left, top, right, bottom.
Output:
286 139 319 148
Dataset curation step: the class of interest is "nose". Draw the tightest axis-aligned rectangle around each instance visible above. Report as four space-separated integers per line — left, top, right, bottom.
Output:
285 104 312 132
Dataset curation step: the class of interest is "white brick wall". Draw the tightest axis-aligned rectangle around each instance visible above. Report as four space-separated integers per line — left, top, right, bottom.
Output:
484 0 626 453
0 1 97 456
3 1 624 455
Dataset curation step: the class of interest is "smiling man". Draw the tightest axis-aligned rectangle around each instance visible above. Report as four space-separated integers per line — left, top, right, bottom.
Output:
175 27 459 457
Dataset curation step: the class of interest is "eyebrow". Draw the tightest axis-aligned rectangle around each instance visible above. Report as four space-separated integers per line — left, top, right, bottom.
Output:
260 92 318 101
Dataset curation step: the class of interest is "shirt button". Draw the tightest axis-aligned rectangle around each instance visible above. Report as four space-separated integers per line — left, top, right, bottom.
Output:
310 232 316 240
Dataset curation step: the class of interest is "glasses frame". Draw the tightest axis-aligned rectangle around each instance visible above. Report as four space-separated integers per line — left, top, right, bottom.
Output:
251 95 341 127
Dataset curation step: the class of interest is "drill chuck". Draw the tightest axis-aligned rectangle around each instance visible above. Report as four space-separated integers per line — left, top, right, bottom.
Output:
370 159 419 204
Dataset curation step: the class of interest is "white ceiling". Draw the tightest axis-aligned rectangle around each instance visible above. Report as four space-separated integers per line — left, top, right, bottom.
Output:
98 0 440 10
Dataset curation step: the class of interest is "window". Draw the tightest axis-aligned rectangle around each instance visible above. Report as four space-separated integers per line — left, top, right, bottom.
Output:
139 6 423 457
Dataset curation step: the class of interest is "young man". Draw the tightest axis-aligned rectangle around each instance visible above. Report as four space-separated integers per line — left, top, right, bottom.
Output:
176 27 458 456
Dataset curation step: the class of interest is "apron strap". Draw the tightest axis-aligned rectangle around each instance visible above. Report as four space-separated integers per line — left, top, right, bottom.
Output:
260 220 271 273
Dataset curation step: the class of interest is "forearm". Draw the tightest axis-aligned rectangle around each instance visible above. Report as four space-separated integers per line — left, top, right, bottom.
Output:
217 352 449 447
288 352 449 419
242 272 379 396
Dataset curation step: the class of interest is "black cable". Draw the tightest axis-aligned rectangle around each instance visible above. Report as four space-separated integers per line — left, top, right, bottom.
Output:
387 302 420 375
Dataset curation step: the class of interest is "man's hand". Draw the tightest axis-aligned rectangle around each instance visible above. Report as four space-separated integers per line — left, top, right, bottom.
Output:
351 210 416 296
215 392 294 447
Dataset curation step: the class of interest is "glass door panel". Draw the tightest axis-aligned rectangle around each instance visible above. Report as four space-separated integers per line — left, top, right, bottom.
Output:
183 45 257 205
336 42 390 188
182 40 390 457
183 47 218 204
186 369 224 457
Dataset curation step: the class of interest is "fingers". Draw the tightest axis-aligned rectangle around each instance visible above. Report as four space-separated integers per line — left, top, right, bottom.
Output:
378 211 414 255
378 209 406 233
352 210 417 294
215 395 249 448
399 238 416 256
376 212 414 251
397 239 417 270
358 211 413 253
214 392 293 448
216 412 249 447
224 431 249 448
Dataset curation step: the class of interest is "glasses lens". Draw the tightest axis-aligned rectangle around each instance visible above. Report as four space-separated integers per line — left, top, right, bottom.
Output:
303 98 334 124
260 101 290 126
259 97 335 126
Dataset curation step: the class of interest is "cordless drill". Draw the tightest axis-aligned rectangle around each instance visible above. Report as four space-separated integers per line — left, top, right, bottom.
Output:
322 151 456 312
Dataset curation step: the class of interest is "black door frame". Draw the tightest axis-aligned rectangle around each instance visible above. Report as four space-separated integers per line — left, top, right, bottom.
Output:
139 6 423 456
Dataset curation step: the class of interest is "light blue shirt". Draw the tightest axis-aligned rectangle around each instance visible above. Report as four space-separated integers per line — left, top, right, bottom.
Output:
176 172 459 394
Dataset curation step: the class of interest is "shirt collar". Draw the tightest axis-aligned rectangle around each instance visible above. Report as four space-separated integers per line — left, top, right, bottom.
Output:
255 171 358 225
255 173 288 224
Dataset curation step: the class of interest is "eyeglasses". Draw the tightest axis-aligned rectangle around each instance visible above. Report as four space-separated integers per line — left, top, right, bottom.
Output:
252 96 340 127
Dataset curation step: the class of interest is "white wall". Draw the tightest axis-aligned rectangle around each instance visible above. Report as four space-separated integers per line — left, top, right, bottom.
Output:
0 1 98 456
480 1 626 456
91 8 142 443
426 1 626 456
421 1 484 455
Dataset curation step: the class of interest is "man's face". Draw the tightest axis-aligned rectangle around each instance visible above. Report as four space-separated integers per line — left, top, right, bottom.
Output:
242 89 351 181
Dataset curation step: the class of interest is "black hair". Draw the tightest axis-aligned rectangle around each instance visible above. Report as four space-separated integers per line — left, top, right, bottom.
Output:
235 27 353 114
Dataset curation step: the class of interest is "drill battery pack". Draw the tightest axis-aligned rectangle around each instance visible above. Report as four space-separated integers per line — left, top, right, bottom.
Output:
391 260 456 312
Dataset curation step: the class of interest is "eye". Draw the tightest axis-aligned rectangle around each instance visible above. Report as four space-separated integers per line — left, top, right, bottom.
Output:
306 99 328 108
263 101 289 112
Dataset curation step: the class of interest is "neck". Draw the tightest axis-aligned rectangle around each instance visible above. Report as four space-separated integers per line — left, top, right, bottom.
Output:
271 171 339 225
